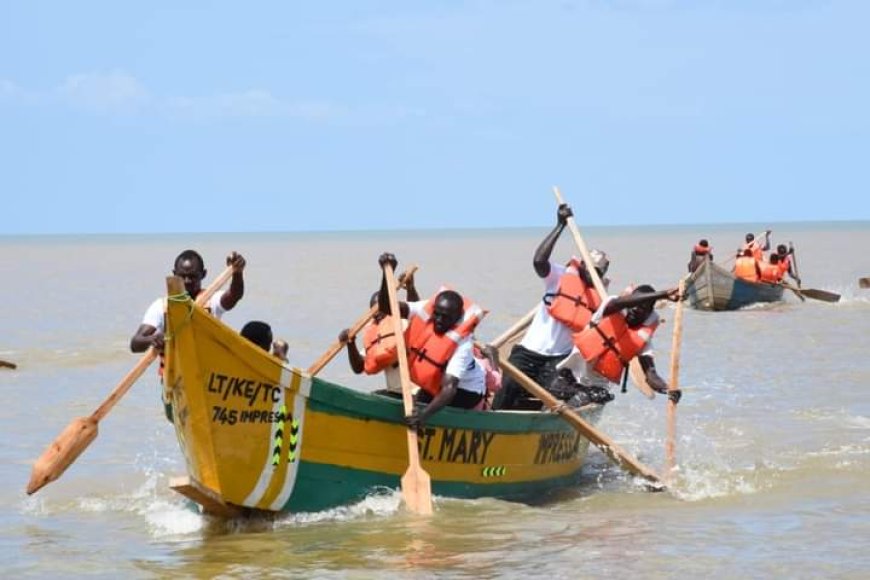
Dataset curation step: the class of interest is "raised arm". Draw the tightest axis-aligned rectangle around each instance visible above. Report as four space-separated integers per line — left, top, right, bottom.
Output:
219 251 246 311
533 204 572 278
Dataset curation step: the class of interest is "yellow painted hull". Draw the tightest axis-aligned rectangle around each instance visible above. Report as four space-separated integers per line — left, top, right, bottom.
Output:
164 293 603 514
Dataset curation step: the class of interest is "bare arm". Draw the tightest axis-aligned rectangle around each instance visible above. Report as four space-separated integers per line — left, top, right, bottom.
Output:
130 324 162 353
602 288 680 317
533 204 572 278
338 329 365 374
219 252 246 311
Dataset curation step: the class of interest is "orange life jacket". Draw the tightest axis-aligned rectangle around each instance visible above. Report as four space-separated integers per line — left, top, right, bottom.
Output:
759 261 782 284
573 312 659 383
741 242 764 262
405 292 483 396
362 317 398 374
546 258 602 331
734 256 760 282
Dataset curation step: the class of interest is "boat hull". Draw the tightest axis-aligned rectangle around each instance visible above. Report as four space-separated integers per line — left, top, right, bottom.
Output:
163 293 602 515
685 258 785 311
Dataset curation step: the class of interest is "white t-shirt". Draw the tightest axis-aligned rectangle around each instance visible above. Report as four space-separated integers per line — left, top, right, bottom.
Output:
142 293 226 333
407 300 486 395
519 261 575 356
557 295 657 388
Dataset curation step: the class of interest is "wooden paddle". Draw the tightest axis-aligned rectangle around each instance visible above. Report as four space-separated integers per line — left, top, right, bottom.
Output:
495 355 661 486
26 265 237 496
552 187 656 399
384 263 433 515
786 242 806 302
306 265 418 376
782 282 840 303
860 277 870 289
665 278 686 478
0 359 16 370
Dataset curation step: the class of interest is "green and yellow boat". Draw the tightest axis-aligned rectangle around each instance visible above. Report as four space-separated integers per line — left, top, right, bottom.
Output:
162 282 603 516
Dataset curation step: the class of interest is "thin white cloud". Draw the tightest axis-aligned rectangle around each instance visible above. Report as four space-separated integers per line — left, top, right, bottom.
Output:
57 71 150 112
0 79 25 99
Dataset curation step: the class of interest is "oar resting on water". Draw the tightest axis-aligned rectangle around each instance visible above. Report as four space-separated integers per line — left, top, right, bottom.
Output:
782 282 841 303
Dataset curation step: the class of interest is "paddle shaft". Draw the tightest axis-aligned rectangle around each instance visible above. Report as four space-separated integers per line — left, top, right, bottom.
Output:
789 242 801 287
489 306 537 350
665 278 686 477
552 187 655 399
306 265 418 376
496 355 661 485
384 263 433 515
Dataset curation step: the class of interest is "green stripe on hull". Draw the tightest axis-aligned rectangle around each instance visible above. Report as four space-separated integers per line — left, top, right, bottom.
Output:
283 461 587 513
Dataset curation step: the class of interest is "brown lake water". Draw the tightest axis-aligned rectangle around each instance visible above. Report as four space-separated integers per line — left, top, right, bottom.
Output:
2 223 869 578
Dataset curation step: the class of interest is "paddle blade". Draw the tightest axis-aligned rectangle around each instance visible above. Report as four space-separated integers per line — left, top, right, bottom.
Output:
401 465 433 516
801 288 841 303
27 417 98 495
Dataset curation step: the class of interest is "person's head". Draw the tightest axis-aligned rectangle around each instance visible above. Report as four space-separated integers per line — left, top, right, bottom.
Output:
588 248 610 278
777 244 788 256
625 284 656 328
241 321 273 352
769 253 780 264
432 290 464 335
173 250 207 296
745 233 755 243
698 239 709 248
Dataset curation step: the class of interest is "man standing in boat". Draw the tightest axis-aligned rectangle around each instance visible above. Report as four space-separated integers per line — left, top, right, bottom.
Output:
687 239 713 273
491 203 610 410
376 253 490 430
558 284 683 403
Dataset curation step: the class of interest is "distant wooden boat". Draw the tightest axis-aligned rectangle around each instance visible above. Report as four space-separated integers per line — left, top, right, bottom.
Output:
685 258 784 311
162 284 603 516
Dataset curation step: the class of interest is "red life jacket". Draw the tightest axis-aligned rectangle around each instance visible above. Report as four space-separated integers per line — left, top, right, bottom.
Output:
693 244 710 255
734 256 760 282
405 292 483 396
759 261 782 284
362 317 398 375
573 312 659 383
546 258 602 331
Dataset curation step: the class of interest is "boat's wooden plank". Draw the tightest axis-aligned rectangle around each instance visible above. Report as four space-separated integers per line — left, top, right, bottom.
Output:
170 476 244 518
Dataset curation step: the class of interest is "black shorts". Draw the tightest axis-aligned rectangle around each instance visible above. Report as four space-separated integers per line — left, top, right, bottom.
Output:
417 388 484 409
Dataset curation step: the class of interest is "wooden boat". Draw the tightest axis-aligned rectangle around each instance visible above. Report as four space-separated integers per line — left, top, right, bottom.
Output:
685 258 784 311
162 283 603 516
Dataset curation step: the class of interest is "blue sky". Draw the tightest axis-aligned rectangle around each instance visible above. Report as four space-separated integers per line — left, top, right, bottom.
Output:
1 1 867 234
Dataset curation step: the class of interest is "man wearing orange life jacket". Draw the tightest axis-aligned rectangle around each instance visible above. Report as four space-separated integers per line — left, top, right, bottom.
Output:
759 253 785 284
377 253 488 431
741 230 771 262
491 203 610 411
733 248 762 283
339 275 420 397
130 249 246 421
687 239 713 273
557 285 682 403
774 244 801 285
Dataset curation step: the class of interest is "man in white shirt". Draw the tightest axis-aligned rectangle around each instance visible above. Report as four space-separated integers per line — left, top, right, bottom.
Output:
130 249 246 354
491 203 610 410
376 253 489 430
